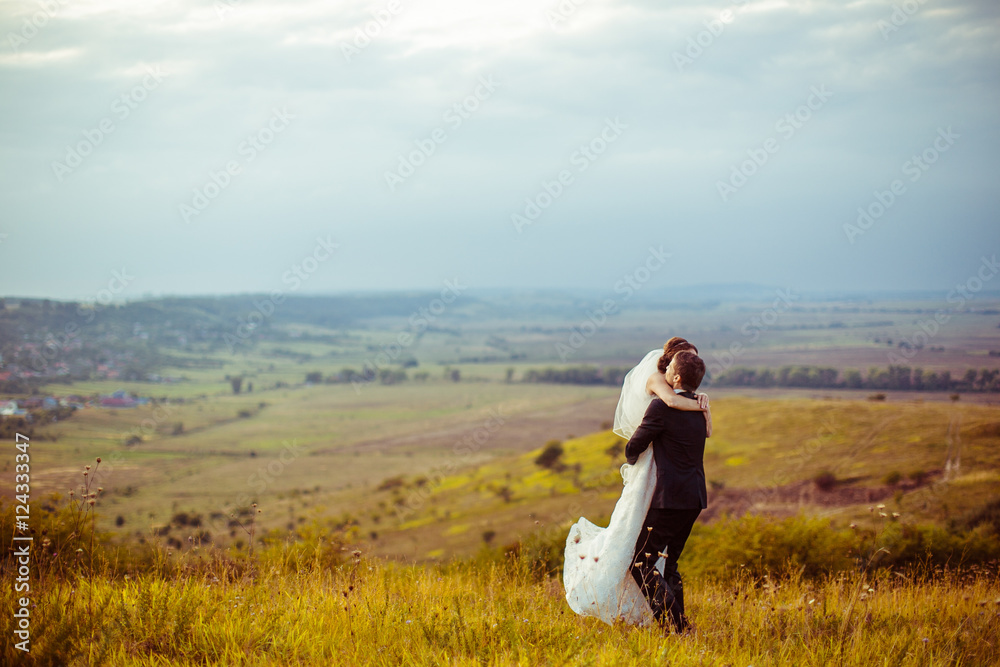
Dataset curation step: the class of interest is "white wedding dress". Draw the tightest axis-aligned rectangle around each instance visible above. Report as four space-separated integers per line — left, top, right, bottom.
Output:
562 349 662 625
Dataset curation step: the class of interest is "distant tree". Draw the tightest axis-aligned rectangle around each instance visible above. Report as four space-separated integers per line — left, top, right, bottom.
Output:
247 382 253 393
535 440 565 471
505 367 515 383
305 371 323 384
924 371 941 390
230 377 243 394
962 369 978 391
813 470 837 492
844 369 863 389
887 365 911 390
379 368 407 385
979 369 999 392
450 369 460 383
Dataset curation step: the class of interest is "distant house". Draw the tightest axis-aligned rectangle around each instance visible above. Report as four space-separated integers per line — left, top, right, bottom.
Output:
101 395 138 408
0 400 27 416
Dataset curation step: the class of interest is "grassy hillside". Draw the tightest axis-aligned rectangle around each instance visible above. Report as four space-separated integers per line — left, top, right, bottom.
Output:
353 397 1000 562
3 394 999 665
2 545 997 666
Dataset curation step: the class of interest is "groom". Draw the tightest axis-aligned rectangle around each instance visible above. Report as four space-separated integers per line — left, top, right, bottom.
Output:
624 349 708 633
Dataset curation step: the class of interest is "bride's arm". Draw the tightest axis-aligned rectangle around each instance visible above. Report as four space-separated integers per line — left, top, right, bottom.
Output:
647 372 713 437
646 373 702 410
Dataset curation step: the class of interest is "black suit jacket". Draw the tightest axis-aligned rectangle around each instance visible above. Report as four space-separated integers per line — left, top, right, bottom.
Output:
624 392 707 510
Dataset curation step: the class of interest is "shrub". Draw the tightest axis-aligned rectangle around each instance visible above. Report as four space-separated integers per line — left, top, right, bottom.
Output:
377 476 406 491
882 471 903 485
682 513 1000 581
960 498 1000 535
534 440 565 470
878 521 1000 568
682 514 855 580
813 470 837 492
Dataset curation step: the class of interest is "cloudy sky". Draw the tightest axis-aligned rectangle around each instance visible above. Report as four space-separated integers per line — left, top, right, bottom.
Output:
0 0 997 301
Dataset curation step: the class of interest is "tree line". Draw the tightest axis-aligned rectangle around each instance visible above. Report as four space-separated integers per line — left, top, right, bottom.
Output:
515 363 1000 393
709 365 1000 392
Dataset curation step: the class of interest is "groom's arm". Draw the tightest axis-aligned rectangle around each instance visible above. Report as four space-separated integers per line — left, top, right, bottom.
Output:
624 400 669 464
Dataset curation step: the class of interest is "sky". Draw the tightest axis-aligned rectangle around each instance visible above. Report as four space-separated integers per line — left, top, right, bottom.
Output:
0 0 998 302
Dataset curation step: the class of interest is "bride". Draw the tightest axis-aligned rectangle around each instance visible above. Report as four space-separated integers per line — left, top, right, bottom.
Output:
563 337 710 625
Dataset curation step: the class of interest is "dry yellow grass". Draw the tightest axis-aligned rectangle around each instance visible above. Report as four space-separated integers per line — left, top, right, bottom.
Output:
2 551 998 666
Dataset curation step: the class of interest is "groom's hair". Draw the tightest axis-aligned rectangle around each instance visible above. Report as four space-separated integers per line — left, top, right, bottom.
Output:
657 337 698 374
672 350 706 391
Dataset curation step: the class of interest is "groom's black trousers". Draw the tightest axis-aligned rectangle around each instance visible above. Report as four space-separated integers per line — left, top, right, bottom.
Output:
630 507 701 631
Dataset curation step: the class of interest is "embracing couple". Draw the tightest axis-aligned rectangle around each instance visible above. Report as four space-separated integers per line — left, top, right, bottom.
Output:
563 337 711 633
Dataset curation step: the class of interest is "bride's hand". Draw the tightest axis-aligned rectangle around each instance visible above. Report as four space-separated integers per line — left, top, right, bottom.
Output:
696 393 710 410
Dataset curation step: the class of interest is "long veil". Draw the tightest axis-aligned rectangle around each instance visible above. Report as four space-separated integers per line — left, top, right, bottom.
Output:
562 349 661 625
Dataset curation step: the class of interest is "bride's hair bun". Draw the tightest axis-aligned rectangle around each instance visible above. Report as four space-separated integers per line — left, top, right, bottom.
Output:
657 336 698 374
